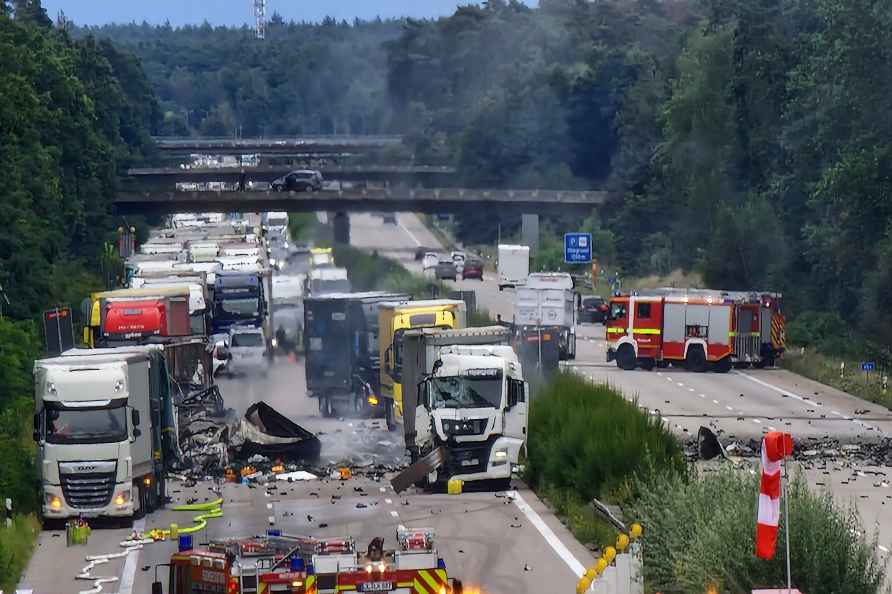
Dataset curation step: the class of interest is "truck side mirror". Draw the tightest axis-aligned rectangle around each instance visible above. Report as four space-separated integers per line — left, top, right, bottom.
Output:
131 409 141 427
33 414 40 442
384 345 393 375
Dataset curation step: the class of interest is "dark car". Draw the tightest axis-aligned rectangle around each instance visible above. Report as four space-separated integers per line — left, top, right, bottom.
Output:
579 296 608 323
271 170 323 192
381 212 398 224
461 258 484 280
435 260 457 281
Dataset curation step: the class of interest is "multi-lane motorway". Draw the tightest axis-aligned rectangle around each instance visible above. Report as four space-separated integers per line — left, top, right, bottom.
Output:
19 212 892 594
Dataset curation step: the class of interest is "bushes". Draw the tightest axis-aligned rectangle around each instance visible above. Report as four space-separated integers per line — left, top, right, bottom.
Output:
632 467 885 594
526 372 684 502
332 245 446 299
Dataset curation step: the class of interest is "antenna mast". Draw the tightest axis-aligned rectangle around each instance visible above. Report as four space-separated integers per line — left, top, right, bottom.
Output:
254 0 266 40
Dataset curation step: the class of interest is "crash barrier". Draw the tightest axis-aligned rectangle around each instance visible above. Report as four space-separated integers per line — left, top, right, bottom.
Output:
576 523 644 594
72 499 225 594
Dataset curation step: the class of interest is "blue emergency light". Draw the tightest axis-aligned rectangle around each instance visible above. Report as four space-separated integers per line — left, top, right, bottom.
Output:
290 557 305 572
267 528 282 537
178 535 192 552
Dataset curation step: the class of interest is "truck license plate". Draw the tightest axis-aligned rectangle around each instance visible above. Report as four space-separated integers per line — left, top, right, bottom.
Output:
359 581 393 592
460 459 479 467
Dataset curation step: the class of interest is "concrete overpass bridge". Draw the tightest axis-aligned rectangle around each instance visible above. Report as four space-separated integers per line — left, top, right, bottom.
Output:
124 165 457 187
153 135 404 155
114 187 608 243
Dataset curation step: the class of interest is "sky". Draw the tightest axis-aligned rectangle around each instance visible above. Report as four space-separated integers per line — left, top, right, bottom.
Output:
39 1 524 27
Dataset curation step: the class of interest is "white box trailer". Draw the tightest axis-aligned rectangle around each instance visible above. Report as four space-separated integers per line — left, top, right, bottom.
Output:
498 244 530 290
514 272 577 360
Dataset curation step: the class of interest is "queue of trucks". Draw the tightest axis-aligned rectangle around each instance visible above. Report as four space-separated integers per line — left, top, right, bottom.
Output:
34 212 278 524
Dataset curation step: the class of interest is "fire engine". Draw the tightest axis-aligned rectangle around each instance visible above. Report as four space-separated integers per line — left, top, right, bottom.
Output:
162 528 463 594
605 289 784 372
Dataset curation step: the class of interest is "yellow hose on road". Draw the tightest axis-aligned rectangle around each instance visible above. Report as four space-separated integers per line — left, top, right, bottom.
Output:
146 498 225 540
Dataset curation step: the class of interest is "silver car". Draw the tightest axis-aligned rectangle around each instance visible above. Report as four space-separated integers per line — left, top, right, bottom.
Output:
226 326 269 376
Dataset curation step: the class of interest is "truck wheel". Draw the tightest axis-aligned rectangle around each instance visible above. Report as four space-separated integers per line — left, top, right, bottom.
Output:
319 397 334 418
616 345 636 370
686 346 707 373
385 400 397 432
133 483 147 520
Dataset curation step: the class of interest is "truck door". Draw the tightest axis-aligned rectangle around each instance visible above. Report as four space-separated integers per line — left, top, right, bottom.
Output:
503 378 527 441
629 297 662 359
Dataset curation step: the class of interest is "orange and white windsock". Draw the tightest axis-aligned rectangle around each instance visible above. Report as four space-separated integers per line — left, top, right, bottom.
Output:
756 431 794 560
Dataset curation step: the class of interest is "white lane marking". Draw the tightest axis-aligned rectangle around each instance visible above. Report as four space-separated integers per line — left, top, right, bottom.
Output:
713 399 719 405
733 371 883 435
512 491 585 576
880 545 890 554
688 388 695 392
117 518 146 594
657 372 663 376
726 406 734 411
699 394 706 399
662 417 670 423
769 426 777 431
666 377 673 382
677 382 684 387
753 419 762 424
831 410 842 416
398 219 422 247
385 498 393 505
390 510 399 518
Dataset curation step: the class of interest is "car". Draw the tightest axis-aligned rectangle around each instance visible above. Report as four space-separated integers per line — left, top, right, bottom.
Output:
271 170 323 192
435 260 457 281
461 258 484 280
579 295 609 323
381 212 398 224
226 326 269 376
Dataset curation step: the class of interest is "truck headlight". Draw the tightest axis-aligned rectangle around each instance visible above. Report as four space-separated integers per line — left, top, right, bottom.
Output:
114 490 131 506
46 494 62 510
493 449 509 466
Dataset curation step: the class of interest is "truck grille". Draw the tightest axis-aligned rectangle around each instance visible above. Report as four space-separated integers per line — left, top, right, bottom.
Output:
61 472 116 509
446 441 492 475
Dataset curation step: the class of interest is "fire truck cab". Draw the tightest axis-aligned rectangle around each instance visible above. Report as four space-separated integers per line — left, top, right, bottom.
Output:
165 528 463 594
606 289 784 372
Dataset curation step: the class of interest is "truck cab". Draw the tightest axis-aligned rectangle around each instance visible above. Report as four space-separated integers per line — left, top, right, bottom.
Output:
34 348 171 523
415 345 527 488
378 300 467 429
213 271 266 333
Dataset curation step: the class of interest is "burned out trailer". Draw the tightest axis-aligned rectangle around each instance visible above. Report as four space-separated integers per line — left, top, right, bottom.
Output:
303 292 409 418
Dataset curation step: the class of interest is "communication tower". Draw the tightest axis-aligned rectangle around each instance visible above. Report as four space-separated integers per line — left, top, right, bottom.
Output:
254 0 266 40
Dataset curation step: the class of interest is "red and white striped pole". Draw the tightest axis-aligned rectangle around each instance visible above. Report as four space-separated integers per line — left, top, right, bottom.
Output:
756 431 794 564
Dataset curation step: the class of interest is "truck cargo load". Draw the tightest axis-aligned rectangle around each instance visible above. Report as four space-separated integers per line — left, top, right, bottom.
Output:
498 244 530 290
514 272 578 360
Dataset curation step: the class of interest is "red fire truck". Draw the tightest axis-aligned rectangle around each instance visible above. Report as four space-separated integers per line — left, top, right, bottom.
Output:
605 289 784 372
164 528 463 594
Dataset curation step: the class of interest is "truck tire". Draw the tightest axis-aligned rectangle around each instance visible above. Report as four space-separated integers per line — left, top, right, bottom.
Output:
133 483 147 520
385 400 397 432
616 344 636 370
319 397 334 418
686 345 707 373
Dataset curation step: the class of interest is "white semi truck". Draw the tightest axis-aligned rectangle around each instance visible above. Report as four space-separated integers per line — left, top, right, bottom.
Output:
34 347 172 525
394 326 528 491
514 272 578 360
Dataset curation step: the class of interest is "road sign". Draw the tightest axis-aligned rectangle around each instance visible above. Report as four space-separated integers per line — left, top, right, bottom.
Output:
564 232 592 264
43 307 74 356
862 361 876 372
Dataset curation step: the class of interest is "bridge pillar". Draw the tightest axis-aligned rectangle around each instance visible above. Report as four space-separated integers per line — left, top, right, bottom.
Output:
333 211 350 244
521 213 539 255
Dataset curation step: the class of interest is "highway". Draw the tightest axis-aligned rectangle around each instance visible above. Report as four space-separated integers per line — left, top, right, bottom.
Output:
18 212 892 594
18 214 594 594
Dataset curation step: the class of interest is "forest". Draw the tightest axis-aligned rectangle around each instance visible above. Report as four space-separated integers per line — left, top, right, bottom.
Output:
0 0 158 514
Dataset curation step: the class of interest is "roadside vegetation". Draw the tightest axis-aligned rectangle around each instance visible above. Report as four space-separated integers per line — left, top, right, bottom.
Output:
633 467 886 594
525 372 684 548
332 245 445 300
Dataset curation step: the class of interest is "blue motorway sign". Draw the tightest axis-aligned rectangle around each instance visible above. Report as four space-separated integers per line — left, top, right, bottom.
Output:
564 232 593 264
862 361 876 372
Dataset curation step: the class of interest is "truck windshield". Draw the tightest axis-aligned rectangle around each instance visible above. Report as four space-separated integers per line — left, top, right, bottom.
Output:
431 376 503 409
45 401 127 444
220 297 259 316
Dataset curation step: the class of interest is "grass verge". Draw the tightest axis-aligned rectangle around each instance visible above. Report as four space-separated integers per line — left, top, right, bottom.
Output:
332 245 447 299
781 347 892 409
0 514 40 592
632 466 885 594
525 372 684 549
